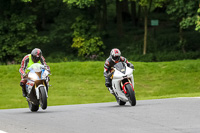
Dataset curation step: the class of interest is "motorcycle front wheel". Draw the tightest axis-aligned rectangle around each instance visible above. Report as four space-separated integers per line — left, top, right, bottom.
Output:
28 101 39 112
125 84 136 106
39 86 47 110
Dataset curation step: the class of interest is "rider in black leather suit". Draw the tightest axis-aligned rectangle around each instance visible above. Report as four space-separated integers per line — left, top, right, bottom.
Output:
103 48 134 93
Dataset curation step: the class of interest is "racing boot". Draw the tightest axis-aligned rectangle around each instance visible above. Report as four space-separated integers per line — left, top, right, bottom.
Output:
22 87 27 97
20 82 27 97
108 87 119 101
108 87 114 94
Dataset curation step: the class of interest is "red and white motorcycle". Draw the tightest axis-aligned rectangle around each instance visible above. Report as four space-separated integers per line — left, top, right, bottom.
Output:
25 63 50 112
108 62 136 106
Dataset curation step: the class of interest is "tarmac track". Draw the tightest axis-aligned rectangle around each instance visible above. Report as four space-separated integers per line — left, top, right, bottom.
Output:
0 97 200 133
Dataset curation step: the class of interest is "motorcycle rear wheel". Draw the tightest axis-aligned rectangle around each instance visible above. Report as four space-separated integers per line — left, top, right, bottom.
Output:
117 99 126 105
125 84 136 106
28 101 39 112
39 86 47 110
113 93 126 105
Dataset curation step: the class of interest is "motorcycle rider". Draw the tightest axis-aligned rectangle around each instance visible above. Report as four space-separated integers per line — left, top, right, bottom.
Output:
104 48 134 94
19 48 50 97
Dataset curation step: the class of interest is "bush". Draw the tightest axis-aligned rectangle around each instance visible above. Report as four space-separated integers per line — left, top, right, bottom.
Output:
71 15 106 59
123 51 200 62
46 52 79 63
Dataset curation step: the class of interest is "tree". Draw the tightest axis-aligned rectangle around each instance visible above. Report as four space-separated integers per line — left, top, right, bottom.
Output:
63 0 106 59
196 0 200 32
63 0 95 8
167 0 198 53
132 0 167 55
130 1 140 26
71 15 105 59
0 0 48 63
116 0 124 37
98 0 107 30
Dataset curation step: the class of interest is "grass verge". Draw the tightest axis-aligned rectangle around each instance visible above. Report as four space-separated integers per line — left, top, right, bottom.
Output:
0 59 200 109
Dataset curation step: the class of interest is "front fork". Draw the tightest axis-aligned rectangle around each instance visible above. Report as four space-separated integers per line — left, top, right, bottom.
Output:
35 84 48 100
120 78 134 94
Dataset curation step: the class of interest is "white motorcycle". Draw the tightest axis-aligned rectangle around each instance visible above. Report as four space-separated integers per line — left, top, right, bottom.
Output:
25 63 51 112
108 62 136 106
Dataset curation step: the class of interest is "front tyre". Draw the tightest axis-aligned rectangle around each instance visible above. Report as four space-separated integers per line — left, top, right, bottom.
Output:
125 84 136 106
39 86 47 110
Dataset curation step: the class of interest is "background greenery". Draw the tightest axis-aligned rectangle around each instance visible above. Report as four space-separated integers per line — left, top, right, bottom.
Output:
0 0 200 64
0 60 200 109
0 0 200 109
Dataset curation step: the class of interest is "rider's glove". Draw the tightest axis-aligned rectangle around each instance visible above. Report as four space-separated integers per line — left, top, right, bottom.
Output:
130 64 134 69
22 73 28 78
127 63 134 69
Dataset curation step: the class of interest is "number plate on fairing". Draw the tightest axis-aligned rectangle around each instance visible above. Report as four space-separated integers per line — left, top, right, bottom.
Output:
26 81 34 93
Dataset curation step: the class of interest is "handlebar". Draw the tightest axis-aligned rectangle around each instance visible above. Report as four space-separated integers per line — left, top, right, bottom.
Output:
106 69 115 79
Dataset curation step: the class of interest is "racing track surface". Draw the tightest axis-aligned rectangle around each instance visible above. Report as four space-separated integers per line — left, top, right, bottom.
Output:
0 97 200 133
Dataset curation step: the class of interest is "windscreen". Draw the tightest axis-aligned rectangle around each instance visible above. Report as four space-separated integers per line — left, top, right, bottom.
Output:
114 62 126 74
28 63 43 72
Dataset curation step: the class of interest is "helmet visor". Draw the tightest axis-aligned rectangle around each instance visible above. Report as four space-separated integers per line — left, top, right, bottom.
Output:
32 56 40 63
113 56 120 61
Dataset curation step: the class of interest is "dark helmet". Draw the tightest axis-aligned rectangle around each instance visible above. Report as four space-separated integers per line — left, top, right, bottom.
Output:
110 48 121 61
31 48 42 63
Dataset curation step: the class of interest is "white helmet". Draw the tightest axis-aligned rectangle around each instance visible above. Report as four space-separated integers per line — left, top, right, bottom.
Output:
110 48 121 61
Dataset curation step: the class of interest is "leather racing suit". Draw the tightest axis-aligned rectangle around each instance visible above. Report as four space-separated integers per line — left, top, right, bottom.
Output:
19 54 49 96
103 56 134 88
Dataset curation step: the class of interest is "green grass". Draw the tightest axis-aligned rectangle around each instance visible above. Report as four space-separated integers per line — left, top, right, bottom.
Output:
0 60 200 109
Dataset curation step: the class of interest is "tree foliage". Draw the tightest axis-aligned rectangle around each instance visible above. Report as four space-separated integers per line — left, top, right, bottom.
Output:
195 2 200 31
0 1 48 63
0 0 200 63
133 0 167 55
63 0 95 8
167 0 198 29
135 0 166 7
71 15 105 58
167 0 198 53
21 0 32 2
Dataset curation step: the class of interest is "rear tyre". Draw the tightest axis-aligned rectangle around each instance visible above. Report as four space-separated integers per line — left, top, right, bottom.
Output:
125 84 136 106
28 101 39 112
117 99 126 105
114 94 126 105
39 86 47 110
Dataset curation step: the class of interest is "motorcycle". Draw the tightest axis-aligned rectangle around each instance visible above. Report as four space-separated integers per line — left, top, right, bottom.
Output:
108 62 136 106
25 63 51 112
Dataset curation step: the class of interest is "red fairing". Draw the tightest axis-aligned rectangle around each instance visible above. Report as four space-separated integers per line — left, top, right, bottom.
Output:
122 82 134 94
130 83 134 91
